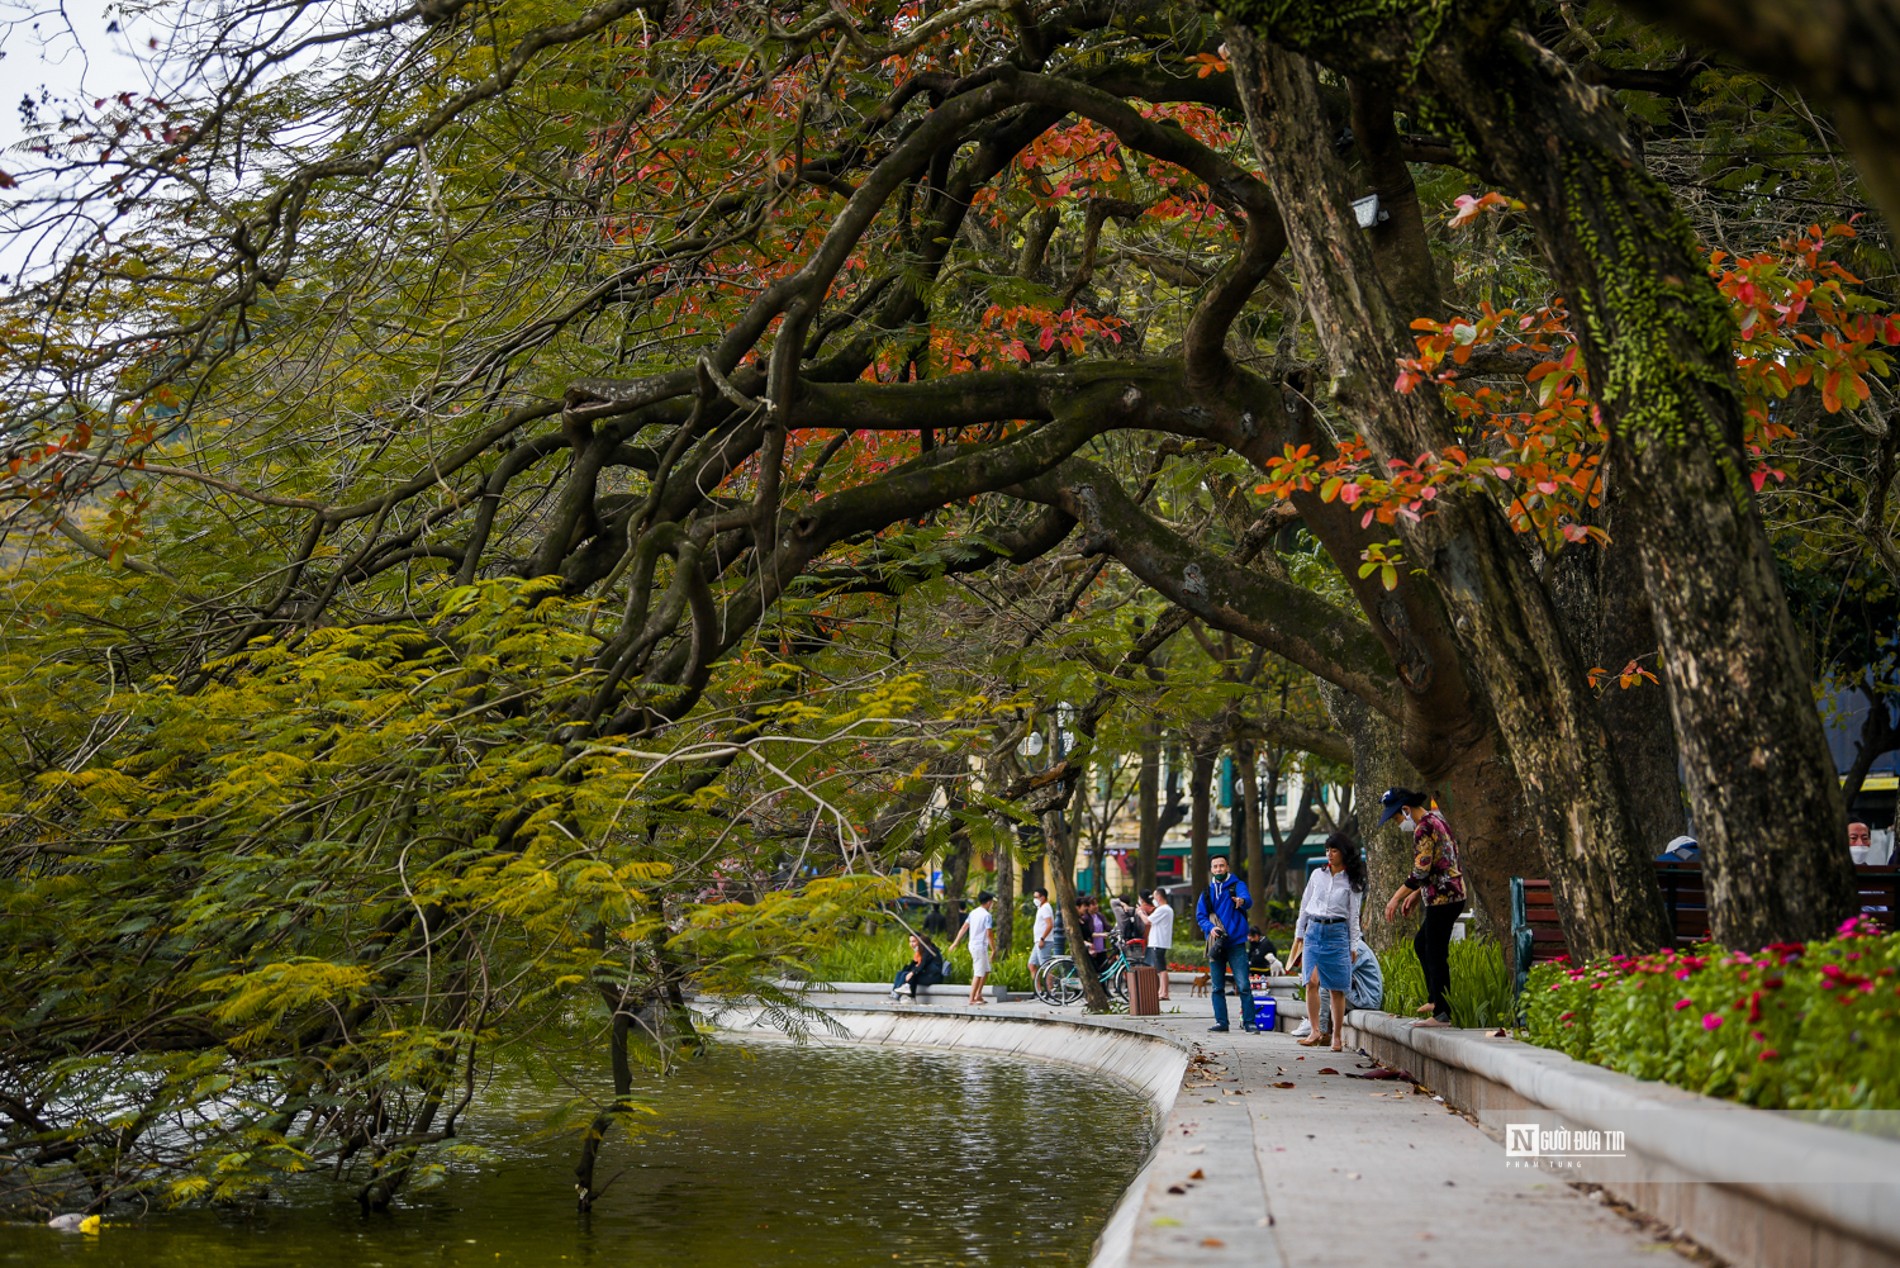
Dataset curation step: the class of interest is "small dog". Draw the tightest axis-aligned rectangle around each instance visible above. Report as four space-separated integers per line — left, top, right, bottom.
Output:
1190 970 1211 997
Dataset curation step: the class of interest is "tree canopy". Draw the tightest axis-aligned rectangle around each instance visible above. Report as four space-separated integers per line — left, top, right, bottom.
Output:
1 0 1896 1215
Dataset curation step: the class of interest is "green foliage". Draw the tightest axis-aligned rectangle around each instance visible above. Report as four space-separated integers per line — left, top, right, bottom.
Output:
1378 938 1514 1030
802 930 1033 993
1523 919 1900 1109
0 569 998 1210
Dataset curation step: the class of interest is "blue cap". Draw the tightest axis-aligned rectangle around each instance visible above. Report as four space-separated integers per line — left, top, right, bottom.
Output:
1379 787 1424 826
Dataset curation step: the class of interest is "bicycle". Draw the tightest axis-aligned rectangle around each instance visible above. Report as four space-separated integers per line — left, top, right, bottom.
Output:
1036 933 1143 1006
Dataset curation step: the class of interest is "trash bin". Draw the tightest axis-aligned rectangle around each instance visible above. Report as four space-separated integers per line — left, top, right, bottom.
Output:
1128 965 1161 1015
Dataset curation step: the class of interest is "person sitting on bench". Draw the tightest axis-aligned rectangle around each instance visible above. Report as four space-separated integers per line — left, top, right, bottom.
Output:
890 934 945 1001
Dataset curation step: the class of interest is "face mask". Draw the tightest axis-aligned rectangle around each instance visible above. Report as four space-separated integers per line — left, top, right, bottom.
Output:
1400 814 1416 831
1851 845 1871 865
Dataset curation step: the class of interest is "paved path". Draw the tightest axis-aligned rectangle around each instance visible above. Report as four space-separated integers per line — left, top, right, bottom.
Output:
850 988 1694 1267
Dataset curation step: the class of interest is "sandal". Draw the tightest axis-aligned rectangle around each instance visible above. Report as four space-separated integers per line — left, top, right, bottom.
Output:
1297 1033 1330 1047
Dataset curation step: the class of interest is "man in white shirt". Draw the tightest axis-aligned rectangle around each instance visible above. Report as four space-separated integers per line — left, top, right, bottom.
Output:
1143 889 1174 1001
949 890 997 1006
1029 888 1056 995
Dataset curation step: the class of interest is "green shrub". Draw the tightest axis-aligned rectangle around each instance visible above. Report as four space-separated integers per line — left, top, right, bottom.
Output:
1523 917 1900 1109
804 930 1033 992
1377 938 1514 1030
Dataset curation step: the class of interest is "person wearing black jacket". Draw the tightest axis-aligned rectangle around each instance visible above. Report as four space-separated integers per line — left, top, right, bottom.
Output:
889 934 945 1002
1246 927 1279 972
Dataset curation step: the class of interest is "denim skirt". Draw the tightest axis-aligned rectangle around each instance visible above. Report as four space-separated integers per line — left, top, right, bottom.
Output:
1306 920 1351 992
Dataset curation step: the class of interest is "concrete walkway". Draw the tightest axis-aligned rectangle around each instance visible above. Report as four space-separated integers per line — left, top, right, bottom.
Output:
828 988 1697 1267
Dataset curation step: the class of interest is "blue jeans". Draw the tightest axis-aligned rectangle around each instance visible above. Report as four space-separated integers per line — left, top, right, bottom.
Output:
1209 938 1256 1029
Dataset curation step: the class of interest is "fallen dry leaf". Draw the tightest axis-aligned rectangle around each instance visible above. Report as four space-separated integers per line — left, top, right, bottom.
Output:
1317 1067 1339 1075
1167 1185 1187 1195
1189 1168 1205 1180
1200 1238 1226 1248
1271 1081 1296 1088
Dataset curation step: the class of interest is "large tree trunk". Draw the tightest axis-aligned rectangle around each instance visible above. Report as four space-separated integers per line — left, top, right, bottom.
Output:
941 836 970 947
1188 734 1216 898
1549 476 1689 848
994 826 1016 958
1136 722 1161 893
1227 32 1672 961
1419 25 1856 948
1235 739 1271 933
1045 789 1111 1010
1323 684 1420 952
1263 760 1315 901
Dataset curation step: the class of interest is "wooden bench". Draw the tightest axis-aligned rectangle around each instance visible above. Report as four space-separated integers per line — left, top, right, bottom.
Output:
1510 863 1900 994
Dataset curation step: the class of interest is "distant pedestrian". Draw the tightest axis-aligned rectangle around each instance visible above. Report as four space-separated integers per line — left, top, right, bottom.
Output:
1195 855 1258 1035
1114 893 1145 948
1143 889 1174 1001
1245 926 1280 973
1075 895 1110 975
1290 833 1364 1052
1380 788 1466 1026
948 891 996 1006
922 903 947 937
1029 887 1057 995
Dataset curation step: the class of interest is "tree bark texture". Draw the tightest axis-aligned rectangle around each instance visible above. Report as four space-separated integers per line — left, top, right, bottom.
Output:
1236 739 1271 933
1226 30 1671 961
1045 790 1111 1010
1417 23 1857 947
1548 475 1690 847
1137 723 1161 894
1322 683 1420 953
1188 737 1216 899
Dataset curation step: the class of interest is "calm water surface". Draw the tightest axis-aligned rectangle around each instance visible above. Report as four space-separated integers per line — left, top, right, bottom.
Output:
5 1039 1155 1267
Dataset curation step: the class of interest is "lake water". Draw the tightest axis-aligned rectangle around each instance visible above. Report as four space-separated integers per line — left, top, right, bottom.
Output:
4 1039 1156 1267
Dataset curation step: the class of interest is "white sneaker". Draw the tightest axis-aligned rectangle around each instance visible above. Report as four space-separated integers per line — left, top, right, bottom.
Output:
1291 1020 1312 1039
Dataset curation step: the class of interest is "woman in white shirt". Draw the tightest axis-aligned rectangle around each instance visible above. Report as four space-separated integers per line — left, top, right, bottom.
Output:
1143 889 1174 1001
1288 833 1366 1052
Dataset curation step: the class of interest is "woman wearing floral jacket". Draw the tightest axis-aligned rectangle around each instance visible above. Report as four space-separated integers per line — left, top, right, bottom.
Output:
1379 787 1466 1025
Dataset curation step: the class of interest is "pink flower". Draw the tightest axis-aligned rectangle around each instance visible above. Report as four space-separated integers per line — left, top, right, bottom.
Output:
1673 998 1692 1011
1675 969 1692 981
1759 1049 1779 1061
1702 1014 1724 1031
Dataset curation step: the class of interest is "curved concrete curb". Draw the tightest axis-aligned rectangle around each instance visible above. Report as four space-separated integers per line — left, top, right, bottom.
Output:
1341 1010 1900 1268
692 998 1188 1267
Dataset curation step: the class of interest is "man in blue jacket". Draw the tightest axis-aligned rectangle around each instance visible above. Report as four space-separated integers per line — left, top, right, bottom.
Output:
1196 855 1259 1034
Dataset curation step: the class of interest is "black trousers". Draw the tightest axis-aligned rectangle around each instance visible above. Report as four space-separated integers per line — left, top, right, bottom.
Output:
1415 901 1465 1021
893 961 944 997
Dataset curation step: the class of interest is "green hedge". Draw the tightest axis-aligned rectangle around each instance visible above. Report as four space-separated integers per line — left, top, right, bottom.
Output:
1523 917 1900 1109
1376 938 1514 1030
805 930 1034 991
